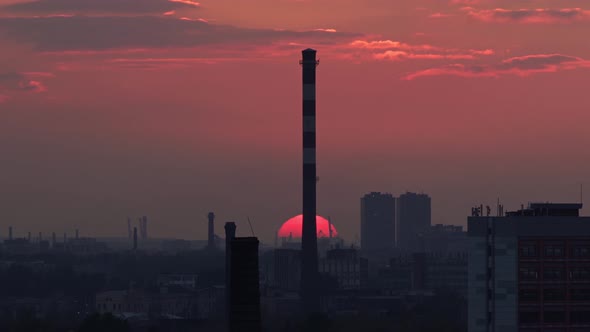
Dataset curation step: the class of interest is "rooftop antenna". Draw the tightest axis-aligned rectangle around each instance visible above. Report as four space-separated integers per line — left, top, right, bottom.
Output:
246 216 255 237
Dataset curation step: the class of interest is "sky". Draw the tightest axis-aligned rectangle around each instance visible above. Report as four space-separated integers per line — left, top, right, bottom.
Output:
0 0 589 244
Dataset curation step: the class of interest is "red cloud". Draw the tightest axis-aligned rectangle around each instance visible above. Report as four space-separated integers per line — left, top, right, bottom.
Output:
464 7 590 23
404 54 590 80
349 39 493 62
168 0 200 7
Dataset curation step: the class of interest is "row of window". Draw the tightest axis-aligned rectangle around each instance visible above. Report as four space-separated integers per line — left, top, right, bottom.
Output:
519 288 590 302
520 310 590 324
520 244 590 258
519 267 590 281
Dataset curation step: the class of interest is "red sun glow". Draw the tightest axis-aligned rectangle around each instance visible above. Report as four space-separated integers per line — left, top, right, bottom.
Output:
277 214 338 238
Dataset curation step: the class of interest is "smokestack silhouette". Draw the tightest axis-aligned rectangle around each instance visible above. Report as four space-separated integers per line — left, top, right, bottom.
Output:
8 227 12 240
52 232 56 247
133 227 138 250
207 212 215 249
224 222 236 319
75 229 79 239
300 48 319 312
142 216 148 239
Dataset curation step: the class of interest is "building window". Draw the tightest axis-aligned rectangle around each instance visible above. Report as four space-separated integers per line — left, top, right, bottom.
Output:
570 267 590 281
570 288 590 301
543 288 566 301
520 244 537 257
545 246 565 257
520 267 539 281
519 289 539 302
519 311 540 324
544 310 566 324
572 246 590 258
543 268 565 281
570 309 590 323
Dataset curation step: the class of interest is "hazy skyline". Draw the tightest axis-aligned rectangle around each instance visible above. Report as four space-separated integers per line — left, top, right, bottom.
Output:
1 0 589 243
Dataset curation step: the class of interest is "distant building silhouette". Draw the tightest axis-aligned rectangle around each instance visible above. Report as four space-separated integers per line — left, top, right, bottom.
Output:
224 222 236 321
468 202 590 332
273 248 301 291
207 212 216 249
225 223 261 332
319 247 368 290
396 192 431 251
361 192 396 254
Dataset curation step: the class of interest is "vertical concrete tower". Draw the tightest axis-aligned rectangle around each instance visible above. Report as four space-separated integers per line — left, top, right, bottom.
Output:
207 212 215 249
300 48 319 312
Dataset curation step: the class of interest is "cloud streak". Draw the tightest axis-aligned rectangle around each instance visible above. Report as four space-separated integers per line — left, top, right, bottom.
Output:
0 16 357 52
404 54 590 80
463 7 590 23
349 39 493 62
2 0 200 14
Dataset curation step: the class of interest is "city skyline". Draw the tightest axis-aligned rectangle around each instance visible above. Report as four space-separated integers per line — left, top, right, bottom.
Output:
1 0 590 243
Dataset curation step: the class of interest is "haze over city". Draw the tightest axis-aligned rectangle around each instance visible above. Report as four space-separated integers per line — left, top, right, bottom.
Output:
1 0 589 243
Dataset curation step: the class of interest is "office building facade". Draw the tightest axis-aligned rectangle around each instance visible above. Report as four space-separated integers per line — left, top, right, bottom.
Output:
468 203 590 332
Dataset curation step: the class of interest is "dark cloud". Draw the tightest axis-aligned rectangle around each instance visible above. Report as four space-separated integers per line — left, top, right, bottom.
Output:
0 15 357 52
404 54 590 80
2 0 200 14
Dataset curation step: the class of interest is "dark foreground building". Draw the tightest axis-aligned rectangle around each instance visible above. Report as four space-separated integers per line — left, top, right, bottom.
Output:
468 203 590 332
228 237 261 332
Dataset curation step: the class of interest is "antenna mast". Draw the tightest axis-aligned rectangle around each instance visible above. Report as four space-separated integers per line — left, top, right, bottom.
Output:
247 216 255 237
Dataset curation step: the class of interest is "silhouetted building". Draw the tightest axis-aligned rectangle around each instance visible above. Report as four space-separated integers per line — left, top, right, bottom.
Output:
273 249 301 291
207 212 216 249
420 224 468 254
228 237 261 332
378 252 467 295
396 192 431 251
361 192 396 254
319 247 369 290
468 202 590 332
300 48 320 313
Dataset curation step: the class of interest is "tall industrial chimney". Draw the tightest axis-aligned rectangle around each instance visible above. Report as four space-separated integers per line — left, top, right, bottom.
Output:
300 48 319 313
207 212 215 249
133 227 138 250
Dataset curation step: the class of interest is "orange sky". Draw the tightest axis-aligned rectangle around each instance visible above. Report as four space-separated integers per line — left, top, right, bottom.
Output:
0 0 589 243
